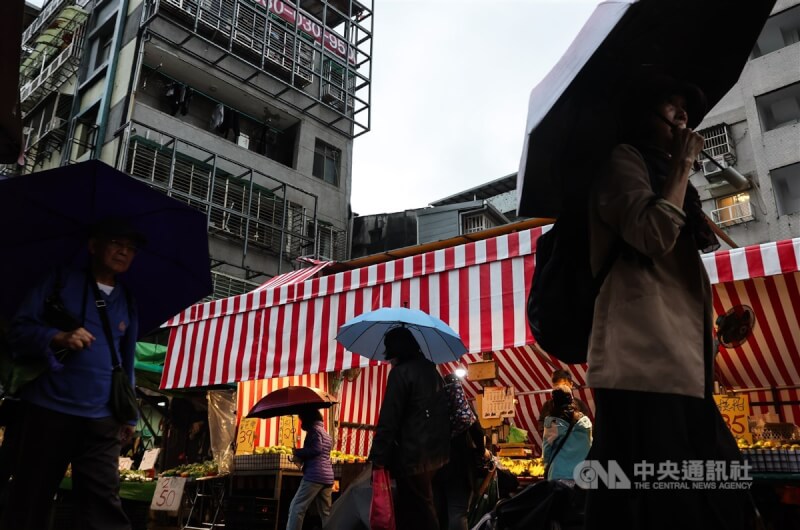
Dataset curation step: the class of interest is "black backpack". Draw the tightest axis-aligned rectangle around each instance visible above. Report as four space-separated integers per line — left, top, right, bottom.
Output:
526 205 619 365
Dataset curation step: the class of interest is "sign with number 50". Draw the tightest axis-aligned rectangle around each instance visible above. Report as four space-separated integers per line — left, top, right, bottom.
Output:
150 477 187 511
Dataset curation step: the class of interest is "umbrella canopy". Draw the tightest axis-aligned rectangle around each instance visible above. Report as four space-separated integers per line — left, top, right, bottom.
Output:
247 386 338 419
516 0 777 217
336 307 468 364
0 160 213 335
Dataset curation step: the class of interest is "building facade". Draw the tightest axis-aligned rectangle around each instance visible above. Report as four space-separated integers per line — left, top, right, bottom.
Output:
351 176 515 259
693 0 800 248
11 0 372 298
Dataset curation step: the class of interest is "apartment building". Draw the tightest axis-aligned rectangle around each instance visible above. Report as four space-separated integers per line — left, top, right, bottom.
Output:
11 0 372 298
694 0 800 247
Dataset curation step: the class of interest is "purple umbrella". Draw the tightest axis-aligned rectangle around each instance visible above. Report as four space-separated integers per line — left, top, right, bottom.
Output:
247 386 338 419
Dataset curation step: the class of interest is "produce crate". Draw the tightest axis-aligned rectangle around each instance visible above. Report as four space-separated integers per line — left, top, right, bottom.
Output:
742 449 800 473
233 453 300 471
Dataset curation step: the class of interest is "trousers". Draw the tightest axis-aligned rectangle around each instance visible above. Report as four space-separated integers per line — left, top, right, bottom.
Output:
0 402 130 530
286 478 332 530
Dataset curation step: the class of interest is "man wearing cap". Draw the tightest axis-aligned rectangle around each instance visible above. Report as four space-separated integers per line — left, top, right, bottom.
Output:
537 369 590 436
1 219 143 530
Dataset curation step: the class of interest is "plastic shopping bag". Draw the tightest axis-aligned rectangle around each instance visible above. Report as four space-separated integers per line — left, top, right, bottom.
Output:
369 467 396 530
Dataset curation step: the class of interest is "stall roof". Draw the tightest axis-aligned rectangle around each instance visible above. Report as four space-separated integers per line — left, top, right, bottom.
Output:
162 228 800 436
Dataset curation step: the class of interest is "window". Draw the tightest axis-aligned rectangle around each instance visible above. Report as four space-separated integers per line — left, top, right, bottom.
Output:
711 193 753 227
756 82 800 131
92 32 113 71
462 213 494 234
313 139 340 186
752 5 800 58
771 162 800 216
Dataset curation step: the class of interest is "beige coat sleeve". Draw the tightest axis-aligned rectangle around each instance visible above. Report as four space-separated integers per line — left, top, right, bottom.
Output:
595 144 687 258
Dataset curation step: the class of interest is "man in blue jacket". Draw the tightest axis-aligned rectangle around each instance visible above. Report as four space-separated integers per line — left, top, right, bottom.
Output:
1 219 141 530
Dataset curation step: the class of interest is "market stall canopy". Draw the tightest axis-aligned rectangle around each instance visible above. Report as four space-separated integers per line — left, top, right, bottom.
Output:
703 238 800 425
161 226 543 390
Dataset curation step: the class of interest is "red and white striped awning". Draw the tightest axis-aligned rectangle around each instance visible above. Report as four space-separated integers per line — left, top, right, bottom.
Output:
704 237 800 425
169 227 800 440
160 227 544 390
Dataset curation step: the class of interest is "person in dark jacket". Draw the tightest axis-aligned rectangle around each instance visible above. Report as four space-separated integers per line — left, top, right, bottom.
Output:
369 326 451 530
287 409 334 530
1 219 140 530
434 396 488 530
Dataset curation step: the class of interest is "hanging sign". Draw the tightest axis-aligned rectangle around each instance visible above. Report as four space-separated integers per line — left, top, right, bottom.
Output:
236 418 259 455
482 386 515 419
714 393 753 444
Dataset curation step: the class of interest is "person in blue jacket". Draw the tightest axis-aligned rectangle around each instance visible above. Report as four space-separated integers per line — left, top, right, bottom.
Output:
287 408 335 530
1 218 141 530
542 385 593 481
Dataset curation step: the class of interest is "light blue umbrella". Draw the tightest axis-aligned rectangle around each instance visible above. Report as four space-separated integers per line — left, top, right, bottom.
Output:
336 307 467 364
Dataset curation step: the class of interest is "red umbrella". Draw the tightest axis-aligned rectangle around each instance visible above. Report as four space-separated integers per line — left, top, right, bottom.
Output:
247 386 338 419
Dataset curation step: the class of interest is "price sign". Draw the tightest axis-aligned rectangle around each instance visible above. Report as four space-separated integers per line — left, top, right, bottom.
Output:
150 477 186 511
139 448 160 471
118 457 133 471
482 386 516 419
279 415 296 448
714 394 753 444
236 418 258 455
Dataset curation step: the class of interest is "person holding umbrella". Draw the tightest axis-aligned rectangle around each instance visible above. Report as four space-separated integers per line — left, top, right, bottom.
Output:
583 70 756 529
287 408 335 530
368 325 451 530
0 218 143 530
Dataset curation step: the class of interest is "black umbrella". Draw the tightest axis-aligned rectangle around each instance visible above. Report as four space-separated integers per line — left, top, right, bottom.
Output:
516 0 777 218
0 160 213 335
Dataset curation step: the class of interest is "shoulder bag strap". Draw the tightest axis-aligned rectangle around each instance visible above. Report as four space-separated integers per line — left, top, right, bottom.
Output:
544 420 577 479
90 280 121 369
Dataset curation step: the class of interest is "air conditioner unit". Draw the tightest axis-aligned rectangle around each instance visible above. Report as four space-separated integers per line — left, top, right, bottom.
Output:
702 156 729 177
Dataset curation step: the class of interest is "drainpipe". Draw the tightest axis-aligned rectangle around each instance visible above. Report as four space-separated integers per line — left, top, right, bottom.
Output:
93 0 131 160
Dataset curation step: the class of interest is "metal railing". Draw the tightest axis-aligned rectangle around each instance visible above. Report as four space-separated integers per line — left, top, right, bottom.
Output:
147 0 373 137
118 120 319 263
711 200 754 227
20 31 85 114
207 270 259 300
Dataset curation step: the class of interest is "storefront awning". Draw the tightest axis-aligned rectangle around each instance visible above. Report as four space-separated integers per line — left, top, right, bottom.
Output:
161 227 543 390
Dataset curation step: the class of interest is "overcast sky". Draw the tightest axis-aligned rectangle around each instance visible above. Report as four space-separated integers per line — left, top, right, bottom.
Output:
350 0 602 215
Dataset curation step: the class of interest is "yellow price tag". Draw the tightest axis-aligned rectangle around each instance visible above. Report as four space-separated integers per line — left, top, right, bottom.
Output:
714 394 753 444
279 416 297 448
236 418 258 455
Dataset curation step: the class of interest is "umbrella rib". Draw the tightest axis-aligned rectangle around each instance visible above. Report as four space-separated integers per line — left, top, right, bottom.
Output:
339 320 387 359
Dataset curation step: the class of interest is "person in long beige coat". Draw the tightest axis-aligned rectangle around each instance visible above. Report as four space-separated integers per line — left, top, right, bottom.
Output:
584 72 757 530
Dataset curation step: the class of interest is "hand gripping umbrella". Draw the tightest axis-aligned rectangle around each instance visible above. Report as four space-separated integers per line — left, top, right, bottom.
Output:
247 386 338 419
516 0 777 218
0 160 213 335
336 307 468 364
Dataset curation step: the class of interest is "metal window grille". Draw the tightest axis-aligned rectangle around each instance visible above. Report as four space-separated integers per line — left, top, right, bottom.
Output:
711 197 754 227
206 271 259 300
698 124 734 159
123 122 316 257
463 213 493 234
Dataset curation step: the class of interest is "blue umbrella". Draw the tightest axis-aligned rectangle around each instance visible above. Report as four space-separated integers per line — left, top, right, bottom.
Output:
336 307 467 364
0 160 212 335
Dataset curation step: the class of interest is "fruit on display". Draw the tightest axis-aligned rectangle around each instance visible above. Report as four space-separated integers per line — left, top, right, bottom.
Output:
160 460 219 478
254 445 294 455
120 469 152 482
498 457 545 478
738 439 800 451
330 450 367 464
